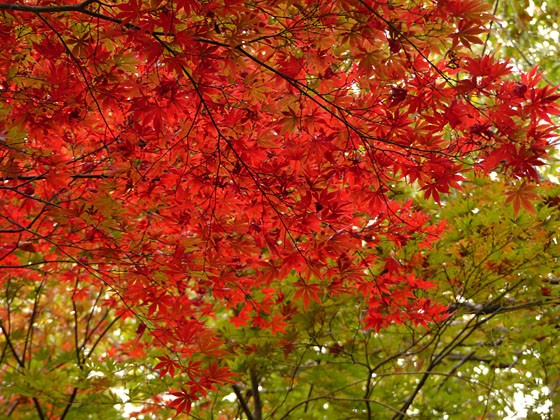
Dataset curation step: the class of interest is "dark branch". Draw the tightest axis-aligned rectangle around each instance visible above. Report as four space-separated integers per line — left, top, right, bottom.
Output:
232 384 255 420
446 352 517 369
0 320 24 367
32 397 46 420
60 387 78 420
0 174 110 182
448 298 559 315
0 0 96 13
250 367 263 420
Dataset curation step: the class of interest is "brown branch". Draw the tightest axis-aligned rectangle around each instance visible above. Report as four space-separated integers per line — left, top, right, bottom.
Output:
60 387 78 420
481 0 500 56
0 0 97 13
0 174 110 181
281 392 407 419
0 0 175 37
71 286 83 368
232 384 254 420
250 367 262 420
32 397 46 420
22 281 44 368
437 351 480 390
303 382 314 414
446 352 517 369
392 312 500 420
449 298 560 315
0 316 45 419
81 309 110 353
84 314 122 360
81 287 106 349
0 260 76 268
0 320 23 368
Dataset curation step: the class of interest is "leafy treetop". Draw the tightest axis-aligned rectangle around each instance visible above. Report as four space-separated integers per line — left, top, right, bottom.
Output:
0 0 558 416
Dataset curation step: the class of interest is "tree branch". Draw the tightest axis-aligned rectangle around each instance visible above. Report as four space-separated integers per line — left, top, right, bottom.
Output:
32 397 46 420
22 281 44 368
60 387 78 420
250 367 263 420
0 319 23 368
232 384 254 420
0 174 110 181
0 0 97 14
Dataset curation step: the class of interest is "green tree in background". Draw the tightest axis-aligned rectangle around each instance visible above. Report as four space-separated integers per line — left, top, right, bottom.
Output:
186 164 560 420
491 0 560 80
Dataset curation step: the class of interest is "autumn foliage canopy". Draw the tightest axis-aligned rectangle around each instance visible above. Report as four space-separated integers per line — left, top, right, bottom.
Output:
0 0 558 416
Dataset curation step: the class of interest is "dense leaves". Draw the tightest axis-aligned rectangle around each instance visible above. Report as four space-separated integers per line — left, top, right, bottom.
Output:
191 172 560 419
0 0 558 417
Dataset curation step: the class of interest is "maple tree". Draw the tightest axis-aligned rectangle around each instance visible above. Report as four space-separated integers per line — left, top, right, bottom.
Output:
188 170 560 419
0 0 558 418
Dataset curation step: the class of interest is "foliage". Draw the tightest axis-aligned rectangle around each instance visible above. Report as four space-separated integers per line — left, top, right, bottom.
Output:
491 0 560 80
0 0 558 418
186 171 560 419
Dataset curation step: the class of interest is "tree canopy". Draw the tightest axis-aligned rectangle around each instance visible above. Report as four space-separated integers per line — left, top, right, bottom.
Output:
0 0 558 418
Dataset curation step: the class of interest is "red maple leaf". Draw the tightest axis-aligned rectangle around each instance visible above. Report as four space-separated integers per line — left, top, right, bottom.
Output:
168 388 199 415
154 356 180 378
505 182 540 217
293 279 322 308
